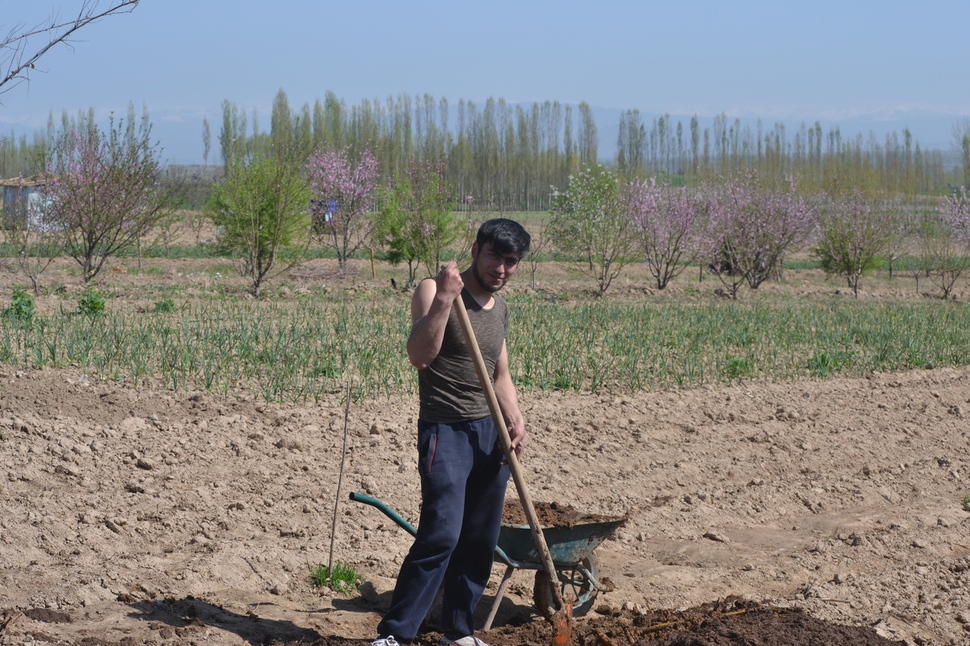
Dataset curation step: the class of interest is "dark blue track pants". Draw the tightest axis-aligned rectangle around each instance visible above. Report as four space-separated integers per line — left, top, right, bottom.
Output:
376 417 510 641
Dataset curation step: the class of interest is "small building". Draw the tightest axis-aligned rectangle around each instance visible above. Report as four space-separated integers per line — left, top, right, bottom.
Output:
0 175 47 229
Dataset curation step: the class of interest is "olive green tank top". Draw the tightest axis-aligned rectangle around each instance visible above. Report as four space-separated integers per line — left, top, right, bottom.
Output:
418 287 509 423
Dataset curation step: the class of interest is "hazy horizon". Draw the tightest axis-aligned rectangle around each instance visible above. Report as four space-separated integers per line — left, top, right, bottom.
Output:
2 1 968 165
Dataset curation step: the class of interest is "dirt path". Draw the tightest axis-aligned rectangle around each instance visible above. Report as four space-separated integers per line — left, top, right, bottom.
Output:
1 365 969 645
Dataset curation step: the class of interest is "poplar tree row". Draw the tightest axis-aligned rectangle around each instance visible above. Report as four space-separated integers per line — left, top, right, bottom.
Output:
0 90 959 206
216 90 955 212
213 90 598 212
616 110 950 195
0 130 46 178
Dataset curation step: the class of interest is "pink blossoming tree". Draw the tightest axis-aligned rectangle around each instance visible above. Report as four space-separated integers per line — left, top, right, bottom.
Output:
305 145 379 274
625 178 707 290
42 111 169 282
703 174 817 298
921 188 970 299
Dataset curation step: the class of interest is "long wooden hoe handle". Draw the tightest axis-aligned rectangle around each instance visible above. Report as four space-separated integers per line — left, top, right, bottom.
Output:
451 297 572 644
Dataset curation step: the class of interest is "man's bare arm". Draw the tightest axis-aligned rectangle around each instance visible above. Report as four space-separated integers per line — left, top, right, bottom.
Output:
406 261 463 370
493 341 526 456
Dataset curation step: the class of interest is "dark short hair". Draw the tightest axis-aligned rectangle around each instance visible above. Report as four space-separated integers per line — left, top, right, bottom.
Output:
476 218 531 256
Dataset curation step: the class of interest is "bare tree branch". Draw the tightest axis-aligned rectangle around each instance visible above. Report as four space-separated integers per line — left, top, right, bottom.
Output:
1 1 139 97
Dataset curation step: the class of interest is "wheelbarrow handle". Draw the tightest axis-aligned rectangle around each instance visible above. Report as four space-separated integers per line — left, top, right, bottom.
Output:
349 491 517 567
349 492 417 537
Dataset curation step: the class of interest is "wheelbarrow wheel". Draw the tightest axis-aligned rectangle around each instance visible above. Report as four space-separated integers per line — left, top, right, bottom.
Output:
533 554 599 619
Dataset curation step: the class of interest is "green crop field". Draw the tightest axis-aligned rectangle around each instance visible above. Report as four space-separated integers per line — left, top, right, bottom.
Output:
0 248 968 403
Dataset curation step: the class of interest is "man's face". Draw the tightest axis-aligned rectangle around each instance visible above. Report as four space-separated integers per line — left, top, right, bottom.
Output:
471 242 522 293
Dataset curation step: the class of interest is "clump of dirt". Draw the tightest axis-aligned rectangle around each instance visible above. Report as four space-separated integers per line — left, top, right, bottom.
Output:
21 609 72 624
273 597 905 645
480 597 907 646
502 499 627 529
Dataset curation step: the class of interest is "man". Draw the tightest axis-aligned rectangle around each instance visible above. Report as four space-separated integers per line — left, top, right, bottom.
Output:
373 219 531 646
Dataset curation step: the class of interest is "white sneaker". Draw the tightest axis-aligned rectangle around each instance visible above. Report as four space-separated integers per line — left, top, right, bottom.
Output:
440 637 488 646
372 637 400 646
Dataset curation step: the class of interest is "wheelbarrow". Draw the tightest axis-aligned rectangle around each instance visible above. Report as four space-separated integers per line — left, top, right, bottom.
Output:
349 491 626 629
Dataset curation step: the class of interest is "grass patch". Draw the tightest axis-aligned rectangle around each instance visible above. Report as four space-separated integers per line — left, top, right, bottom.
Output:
4 288 35 322
152 298 178 313
507 297 970 392
783 257 823 270
78 287 106 316
723 354 754 379
309 562 363 594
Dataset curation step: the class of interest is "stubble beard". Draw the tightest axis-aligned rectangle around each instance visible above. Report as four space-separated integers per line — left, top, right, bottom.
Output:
472 259 504 293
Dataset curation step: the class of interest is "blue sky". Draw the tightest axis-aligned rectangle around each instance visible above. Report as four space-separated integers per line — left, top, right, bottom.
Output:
3 0 969 163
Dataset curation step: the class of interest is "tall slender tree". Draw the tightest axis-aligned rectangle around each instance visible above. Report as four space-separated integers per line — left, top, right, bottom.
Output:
578 102 598 168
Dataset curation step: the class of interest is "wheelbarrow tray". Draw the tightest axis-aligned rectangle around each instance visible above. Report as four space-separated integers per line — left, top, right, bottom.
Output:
348 492 625 569
489 515 626 627
497 518 626 568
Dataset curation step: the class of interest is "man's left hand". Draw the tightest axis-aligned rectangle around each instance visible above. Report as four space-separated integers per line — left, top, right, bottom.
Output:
507 420 526 458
